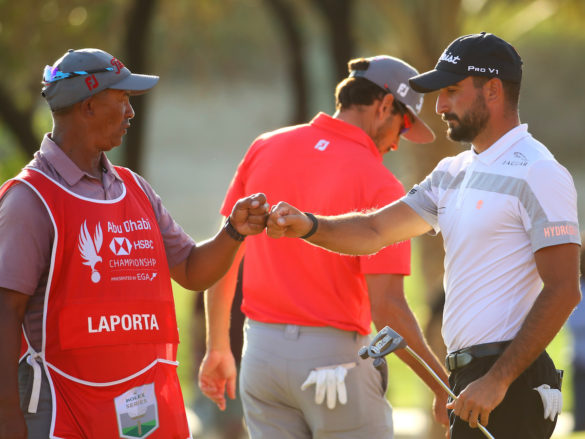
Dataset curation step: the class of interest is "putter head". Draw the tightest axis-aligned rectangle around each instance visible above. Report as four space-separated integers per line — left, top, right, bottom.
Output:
365 326 407 359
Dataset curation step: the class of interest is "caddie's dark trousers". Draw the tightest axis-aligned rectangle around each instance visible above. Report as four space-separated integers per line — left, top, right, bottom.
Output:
448 351 559 439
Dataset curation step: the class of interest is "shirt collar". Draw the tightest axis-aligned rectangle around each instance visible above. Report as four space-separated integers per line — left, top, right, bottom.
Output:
40 134 122 186
310 112 382 161
472 124 530 165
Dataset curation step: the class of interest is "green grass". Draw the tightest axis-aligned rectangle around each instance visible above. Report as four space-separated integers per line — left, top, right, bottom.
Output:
122 419 157 436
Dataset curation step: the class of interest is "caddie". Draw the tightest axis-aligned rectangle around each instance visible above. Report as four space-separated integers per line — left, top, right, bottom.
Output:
0 48 268 439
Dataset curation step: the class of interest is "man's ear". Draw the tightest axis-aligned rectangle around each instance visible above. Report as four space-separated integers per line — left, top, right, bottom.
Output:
378 93 394 119
79 96 95 117
484 78 503 105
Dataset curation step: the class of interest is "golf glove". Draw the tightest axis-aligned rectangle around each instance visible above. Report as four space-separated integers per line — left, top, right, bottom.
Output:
533 384 562 421
301 364 353 409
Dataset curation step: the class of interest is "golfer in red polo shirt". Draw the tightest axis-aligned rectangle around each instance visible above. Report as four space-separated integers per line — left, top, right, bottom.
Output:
199 55 450 438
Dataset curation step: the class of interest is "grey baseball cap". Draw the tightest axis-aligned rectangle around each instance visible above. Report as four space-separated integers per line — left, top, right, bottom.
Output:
41 48 159 111
349 55 435 143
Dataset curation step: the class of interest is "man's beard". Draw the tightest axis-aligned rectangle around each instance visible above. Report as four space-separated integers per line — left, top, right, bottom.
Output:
443 93 490 143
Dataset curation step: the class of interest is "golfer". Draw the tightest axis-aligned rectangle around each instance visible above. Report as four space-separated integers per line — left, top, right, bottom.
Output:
199 55 450 438
267 32 581 439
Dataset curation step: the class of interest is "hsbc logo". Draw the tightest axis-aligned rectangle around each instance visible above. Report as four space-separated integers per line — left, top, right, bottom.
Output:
109 237 133 256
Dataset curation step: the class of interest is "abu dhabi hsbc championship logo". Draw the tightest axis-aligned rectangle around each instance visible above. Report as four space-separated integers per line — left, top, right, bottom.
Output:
78 220 103 283
110 237 133 256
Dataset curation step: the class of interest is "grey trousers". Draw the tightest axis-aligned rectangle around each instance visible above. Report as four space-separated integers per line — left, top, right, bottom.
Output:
239 319 393 439
18 359 52 439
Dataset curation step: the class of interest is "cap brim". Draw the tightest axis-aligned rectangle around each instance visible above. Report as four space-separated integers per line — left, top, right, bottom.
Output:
409 69 467 93
403 105 435 144
110 73 159 95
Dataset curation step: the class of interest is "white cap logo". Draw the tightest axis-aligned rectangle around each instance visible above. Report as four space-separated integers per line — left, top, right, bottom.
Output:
415 96 423 113
396 83 409 97
439 51 460 65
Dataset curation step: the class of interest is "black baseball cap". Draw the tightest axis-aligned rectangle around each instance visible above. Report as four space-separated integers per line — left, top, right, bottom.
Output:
409 32 523 93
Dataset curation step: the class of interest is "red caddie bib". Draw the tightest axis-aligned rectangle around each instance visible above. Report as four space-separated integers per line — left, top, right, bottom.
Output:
7 167 191 439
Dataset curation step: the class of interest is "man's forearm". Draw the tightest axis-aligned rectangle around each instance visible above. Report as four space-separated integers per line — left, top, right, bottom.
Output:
487 244 581 387
173 227 242 292
0 319 22 410
367 275 448 395
307 213 386 256
487 282 580 388
204 245 244 351
0 288 29 437
305 202 432 256
377 297 448 395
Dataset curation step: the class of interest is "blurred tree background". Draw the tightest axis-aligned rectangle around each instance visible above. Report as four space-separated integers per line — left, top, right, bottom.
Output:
1 0 584 437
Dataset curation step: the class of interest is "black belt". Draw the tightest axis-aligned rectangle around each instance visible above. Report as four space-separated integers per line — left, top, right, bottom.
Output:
445 340 511 372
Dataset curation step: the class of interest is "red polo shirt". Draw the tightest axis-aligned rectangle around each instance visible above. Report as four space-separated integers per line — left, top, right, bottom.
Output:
222 113 410 334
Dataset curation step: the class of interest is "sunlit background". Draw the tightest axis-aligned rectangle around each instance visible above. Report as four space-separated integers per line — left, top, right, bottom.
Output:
1 1 584 438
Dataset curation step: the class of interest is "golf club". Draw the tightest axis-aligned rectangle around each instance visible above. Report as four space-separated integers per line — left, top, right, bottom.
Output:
359 326 495 439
